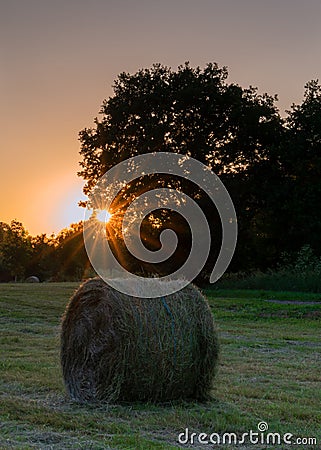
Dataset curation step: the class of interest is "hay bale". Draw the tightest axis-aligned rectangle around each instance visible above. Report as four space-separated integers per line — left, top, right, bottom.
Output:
25 276 40 283
60 278 219 403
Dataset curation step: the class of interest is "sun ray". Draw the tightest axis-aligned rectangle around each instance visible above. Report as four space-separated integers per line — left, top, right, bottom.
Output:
96 209 112 224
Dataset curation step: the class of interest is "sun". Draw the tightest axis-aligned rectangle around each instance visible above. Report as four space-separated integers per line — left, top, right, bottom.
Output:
96 209 112 224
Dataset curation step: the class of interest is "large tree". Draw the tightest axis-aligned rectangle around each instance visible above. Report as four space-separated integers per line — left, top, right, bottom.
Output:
79 62 281 190
78 62 282 277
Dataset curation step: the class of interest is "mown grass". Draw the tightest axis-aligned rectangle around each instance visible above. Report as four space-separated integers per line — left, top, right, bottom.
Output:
0 283 320 449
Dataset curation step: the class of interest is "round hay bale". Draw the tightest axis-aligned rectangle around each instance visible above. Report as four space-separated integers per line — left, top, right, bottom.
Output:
25 276 40 283
60 278 219 403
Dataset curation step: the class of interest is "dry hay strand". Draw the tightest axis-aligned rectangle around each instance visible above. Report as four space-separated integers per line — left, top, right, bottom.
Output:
60 278 219 403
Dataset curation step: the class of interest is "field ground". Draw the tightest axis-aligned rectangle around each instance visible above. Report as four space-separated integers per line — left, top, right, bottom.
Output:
0 283 320 449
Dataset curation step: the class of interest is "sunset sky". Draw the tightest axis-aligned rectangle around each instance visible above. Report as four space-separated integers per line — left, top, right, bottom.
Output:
1 0 321 236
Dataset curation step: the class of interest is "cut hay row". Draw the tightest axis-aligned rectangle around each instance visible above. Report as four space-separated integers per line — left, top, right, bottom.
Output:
61 278 219 403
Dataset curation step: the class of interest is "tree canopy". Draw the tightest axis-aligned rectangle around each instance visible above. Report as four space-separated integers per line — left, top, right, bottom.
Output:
79 62 281 192
0 221 32 282
0 221 92 282
78 62 290 280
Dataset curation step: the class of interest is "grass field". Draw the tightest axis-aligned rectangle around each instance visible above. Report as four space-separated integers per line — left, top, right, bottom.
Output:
0 283 320 449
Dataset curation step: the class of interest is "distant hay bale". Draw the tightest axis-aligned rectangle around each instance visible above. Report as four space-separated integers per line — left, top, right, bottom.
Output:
25 276 40 283
60 278 219 403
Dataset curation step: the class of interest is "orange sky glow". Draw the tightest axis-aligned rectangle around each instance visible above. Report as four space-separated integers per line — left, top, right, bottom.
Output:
1 0 321 236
